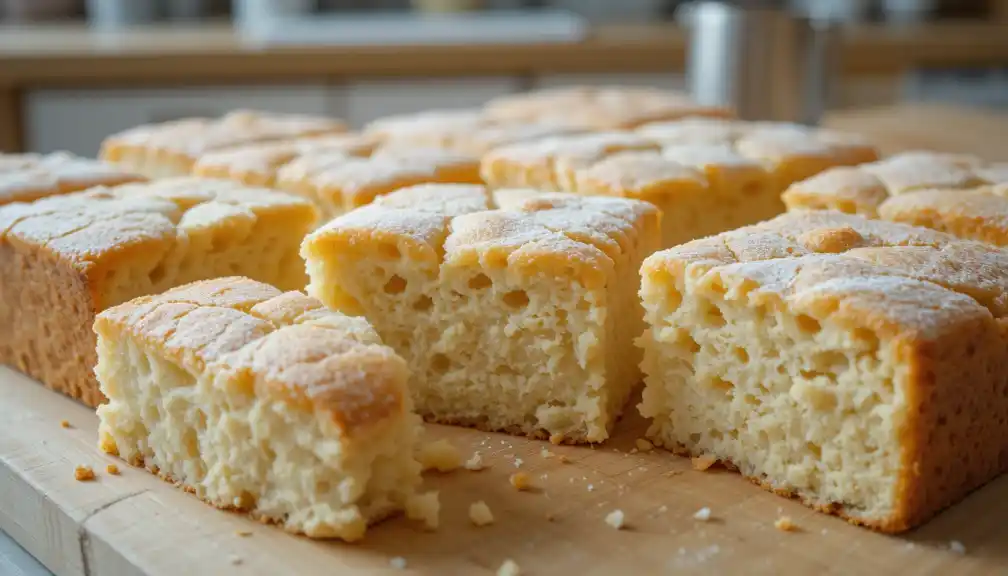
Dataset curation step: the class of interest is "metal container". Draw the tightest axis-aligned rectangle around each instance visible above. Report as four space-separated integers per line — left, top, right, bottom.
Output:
683 0 841 125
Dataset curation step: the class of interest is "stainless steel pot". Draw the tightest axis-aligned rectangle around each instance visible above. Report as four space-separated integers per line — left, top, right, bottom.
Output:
681 0 841 125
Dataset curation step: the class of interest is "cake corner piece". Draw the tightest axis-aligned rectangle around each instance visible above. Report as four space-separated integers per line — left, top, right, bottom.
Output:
638 210 1008 533
95 276 424 541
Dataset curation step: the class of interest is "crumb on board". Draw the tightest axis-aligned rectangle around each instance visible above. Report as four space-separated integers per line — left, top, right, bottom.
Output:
549 433 564 445
235 530 253 537
587 484 594 492
406 491 440 530
605 509 626 530
635 438 654 452
949 541 966 555
465 452 487 471
417 439 462 473
509 472 532 491
469 501 495 527
514 458 524 468
692 455 717 471
390 557 408 569
60 420 71 429
774 516 798 532
540 448 553 458
229 556 243 566
105 464 120 475
658 505 668 513
693 507 712 522
74 465 96 482
663 470 683 478
497 559 522 576
558 454 571 464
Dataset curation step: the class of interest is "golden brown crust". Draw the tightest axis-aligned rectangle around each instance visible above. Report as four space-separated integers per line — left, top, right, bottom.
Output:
645 210 1008 533
100 110 347 175
0 152 145 206
877 187 1008 247
783 151 1005 217
95 276 408 435
0 178 317 407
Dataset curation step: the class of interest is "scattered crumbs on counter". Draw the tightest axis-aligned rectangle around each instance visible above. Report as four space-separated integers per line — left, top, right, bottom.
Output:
390 556 408 570
558 454 571 464
60 420 71 429
663 470 683 478
692 455 716 471
465 452 487 471
497 558 522 576
229 555 243 566
587 484 594 492
235 530 253 537
509 472 532 491
693 507 712 522
469 501 495 527
74 465 96 482
658 505 668 513
774 516 797 532
949 541 966 555
106 464 120 475
514 458 523 468
540 448 553 458
605 510 626 530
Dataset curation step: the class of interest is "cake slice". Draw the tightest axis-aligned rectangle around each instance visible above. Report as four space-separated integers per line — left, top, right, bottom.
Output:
277 148 482 221
192 133 379 187
100 110 347 178
876 185 1008 247
1 151 144 205
302 183 661 443
482 86 732 129
95 277 423 541
0 177 317 406
782 151 1004 217
639 210 1008 532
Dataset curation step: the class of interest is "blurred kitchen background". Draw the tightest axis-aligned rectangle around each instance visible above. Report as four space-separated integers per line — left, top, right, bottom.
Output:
1 0 1007 157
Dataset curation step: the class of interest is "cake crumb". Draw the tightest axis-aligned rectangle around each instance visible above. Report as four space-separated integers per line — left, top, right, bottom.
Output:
390 557 408 570
497 559 522 576
105 464 120 475
509 472 532 491
558 454 571 464
605 509 626 530
549 433 564 445
693 507 712 521
60 420 71 429
540 448 553 458
658 505 668 513
514 457 524 468
692 455 716 471
629 448 638 454
635 438 654 452
406 491 440 530
663 470 683 478
774 516 797 532
229 556 243 566
74 465 95 482
949 540 966 554
469 501 495 527
587 484 595 492
417 439 462 473
235 530 253 537
465 452 487 471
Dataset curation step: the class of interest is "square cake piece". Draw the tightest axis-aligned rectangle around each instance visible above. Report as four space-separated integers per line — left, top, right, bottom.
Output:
302 184 661 443
0 177 317 406
639 210 1008 532
1 152 144 205
482 118 876 248
482 86 733 130
100 110 347 179
277 148 482 221
192 133 379 187
96 277 423 541
782 151 1006 217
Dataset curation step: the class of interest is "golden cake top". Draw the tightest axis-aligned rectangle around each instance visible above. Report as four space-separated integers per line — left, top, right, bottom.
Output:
100 110 348 161
783 151 1007 216
483 86 732 129
0 151 145 205
0 177 316 272
643 210 1008 339
95 276 408 436
876 185 1008 247
363 109 488 141
303 183 660 290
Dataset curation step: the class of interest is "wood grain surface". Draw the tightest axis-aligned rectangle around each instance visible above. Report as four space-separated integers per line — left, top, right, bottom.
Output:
2 367 1006 576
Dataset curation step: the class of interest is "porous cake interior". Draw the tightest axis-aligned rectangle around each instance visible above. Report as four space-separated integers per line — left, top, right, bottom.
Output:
302 184 660 442
638 212 1008 530
95 283 421 541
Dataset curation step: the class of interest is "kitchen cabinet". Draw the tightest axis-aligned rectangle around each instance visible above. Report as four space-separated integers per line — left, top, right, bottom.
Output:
25 85 334 157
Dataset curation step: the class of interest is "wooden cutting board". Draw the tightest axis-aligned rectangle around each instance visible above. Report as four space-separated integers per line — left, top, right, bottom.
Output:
2 367 1006 576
